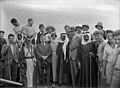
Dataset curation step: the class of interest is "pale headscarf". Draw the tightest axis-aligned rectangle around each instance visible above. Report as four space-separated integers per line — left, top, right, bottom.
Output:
58 34 69 60
81 31 91 45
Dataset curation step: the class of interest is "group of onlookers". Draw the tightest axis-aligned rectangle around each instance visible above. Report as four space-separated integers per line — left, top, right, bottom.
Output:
0 18 120 88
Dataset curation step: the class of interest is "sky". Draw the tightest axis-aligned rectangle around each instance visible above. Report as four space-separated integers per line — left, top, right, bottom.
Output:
0 0 120 38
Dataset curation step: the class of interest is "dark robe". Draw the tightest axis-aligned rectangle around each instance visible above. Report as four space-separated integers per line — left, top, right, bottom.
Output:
65 42 72 85
56 42 65 84
77 42 98 88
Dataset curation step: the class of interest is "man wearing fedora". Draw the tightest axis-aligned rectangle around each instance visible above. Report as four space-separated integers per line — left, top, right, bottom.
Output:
82 24 89 32
35 34 52 86
45 25 55 44
95 22 106 40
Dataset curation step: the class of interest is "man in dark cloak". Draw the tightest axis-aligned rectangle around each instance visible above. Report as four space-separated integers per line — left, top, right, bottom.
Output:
56 33 69 85
77 32 98 88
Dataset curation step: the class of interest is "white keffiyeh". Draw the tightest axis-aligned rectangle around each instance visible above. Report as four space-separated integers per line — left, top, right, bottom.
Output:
58 35 69 60
82 31 91 45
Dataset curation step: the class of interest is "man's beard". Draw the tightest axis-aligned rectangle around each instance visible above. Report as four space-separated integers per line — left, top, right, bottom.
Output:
84 38 89 42
61 38 65 41
18 38 22 41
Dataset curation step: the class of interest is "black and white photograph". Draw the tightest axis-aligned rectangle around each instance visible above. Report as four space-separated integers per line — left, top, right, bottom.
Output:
0 0 120 88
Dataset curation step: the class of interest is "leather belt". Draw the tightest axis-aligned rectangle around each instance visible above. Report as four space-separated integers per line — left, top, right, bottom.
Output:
25 56 34 59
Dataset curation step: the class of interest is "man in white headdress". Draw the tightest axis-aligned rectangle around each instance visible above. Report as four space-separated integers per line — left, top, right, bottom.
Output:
56 33 69 85
77 31 98 88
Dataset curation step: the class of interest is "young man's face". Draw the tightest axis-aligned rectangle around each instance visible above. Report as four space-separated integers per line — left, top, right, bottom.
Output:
83 34 89 41
114 35 120 47
94 34 102 41
51 35 56 40
96 26 102 30
40 35 46 43
106 33 114 43
48 28 52 33
77 28 82 33
39 26 45 32
17 34 22 40
28 20 33 26
70 31 75 38
26 39 30 45
64 26 70 33
0 33 4 39
82 26 89 31
8 36 14 44
61 35 66 41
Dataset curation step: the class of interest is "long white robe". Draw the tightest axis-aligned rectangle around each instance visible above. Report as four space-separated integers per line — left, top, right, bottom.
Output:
51 38 58 82
24 45 36 87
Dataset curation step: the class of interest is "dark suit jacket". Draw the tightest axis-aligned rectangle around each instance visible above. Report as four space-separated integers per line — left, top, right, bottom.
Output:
1 44 18 63
0 38 7 59
36 32 44 44
35 43 52 63
69 36 81 60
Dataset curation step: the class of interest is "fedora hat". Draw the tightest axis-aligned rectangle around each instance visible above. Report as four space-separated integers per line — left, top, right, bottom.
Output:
95 22 103 29
0 30 5 34
41 60 49 69
82 24 89 29
45 25 55 32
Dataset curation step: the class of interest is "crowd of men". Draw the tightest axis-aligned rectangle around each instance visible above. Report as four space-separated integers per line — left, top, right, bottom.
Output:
0 18 120 88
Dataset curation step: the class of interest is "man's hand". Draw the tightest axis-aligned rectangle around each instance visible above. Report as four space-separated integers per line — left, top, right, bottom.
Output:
45 56 48 59
78 62 81 69
42 56 46 60
65 59 68 63
33 59 36 67
102 73 106 82
89 52 95 57
42 56 48 60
